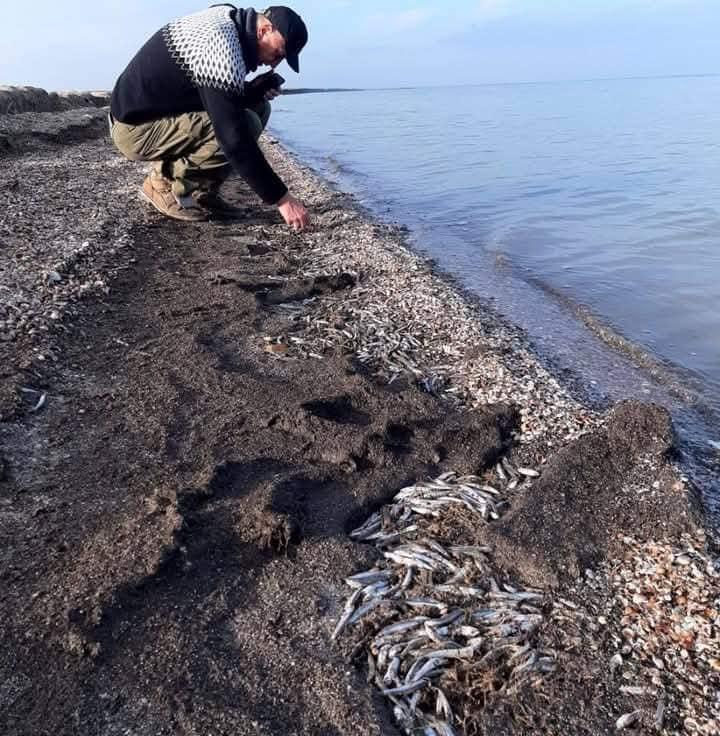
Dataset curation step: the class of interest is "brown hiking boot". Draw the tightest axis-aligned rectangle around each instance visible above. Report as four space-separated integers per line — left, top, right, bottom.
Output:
192 188 242 216
140 175 207 223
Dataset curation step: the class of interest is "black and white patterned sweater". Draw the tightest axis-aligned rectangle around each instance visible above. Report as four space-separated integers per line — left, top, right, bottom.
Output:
110 6 287 204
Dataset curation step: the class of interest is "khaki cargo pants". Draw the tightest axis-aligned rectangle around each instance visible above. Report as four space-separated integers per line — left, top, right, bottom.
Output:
110 101 271 197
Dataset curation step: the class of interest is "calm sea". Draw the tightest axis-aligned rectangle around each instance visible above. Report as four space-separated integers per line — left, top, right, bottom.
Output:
270 76 720 531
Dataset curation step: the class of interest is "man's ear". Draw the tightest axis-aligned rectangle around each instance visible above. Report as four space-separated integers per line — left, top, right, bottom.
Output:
257 17 271 39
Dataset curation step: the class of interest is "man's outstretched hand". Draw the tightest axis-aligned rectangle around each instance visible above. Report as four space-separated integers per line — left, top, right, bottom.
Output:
277 193 310 231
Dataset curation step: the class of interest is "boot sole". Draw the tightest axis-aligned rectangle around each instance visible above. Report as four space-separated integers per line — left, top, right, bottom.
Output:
139 188 208 223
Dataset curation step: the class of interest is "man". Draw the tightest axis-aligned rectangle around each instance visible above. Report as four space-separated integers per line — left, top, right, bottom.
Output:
109 5 310 231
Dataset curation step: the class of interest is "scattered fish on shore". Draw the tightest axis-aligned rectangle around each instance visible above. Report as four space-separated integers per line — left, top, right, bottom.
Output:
258 147 718 734
335 470 554 734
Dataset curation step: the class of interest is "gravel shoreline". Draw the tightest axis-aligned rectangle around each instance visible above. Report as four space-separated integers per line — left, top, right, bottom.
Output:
0 105 716 734
260 136 718 734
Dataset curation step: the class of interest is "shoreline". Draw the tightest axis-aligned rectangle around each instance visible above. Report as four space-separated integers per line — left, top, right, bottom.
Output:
269 130 720 533
0 102 717 734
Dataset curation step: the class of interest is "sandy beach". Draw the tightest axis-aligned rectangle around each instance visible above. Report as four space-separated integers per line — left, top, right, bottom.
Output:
0 92 717 735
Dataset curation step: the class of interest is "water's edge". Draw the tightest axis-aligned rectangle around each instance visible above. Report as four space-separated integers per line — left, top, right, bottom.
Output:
269 130 720 542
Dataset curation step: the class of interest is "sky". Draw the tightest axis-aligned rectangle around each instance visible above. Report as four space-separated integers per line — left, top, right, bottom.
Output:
2 0 719 90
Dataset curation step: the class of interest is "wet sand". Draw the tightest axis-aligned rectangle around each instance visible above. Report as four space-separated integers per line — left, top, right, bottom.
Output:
0 97 716 735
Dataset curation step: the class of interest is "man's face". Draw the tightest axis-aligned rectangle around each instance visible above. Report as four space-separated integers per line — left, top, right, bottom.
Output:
257 26 287 69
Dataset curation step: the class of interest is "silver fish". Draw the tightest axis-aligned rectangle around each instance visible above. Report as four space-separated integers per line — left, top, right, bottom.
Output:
382 678 430 697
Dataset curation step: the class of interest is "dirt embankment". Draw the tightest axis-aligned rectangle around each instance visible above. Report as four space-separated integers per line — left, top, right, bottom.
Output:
0 86 109 115
0 104 715 736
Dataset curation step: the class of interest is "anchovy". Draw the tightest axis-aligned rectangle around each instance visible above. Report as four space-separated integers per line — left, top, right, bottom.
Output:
331 588 363 641
426 610 465 629
425 624 451 645
382 678 431 697
517 467 540 478
383 657 401 686
423 642 482 660
366 650 376 684
501 457 519 481
452 625 482 639
406 656 448 684
435 688 453 723
31 393 47 413
349 598 394 625
435 584 484 597
401 636 431 657
616 711 642 730
379 617 430 636
384 550 436 571
404 599 449 613
489 591 544 603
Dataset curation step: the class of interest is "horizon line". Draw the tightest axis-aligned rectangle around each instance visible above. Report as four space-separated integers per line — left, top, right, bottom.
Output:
285 71 720 94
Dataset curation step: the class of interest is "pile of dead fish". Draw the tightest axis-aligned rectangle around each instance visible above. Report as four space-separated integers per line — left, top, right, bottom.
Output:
333 469 555 735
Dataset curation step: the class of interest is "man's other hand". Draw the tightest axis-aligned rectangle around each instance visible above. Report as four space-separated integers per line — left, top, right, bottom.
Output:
264 87 281 101
277 193 310 231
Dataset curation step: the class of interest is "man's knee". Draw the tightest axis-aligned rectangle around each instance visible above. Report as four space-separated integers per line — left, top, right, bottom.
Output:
110 123 146 162
257 100 271 129
246 100 271 134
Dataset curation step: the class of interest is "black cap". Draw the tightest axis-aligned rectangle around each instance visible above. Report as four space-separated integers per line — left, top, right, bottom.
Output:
265 6 308 73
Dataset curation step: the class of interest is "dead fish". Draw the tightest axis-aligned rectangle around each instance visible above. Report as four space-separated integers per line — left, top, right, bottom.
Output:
350 513 382 539
426 610 464 629
382 678 430 697
383 657 401 686
376 618 428 640
616 711 642 730
424 623 452 645
489 590 544 603
346 570 392 589
654 696 666 731
349 598 394 625
399 567 414 591
472 609 506 625
384 550 435 571
435 584 484 598
360 581 391 600
501 457 519 481
452 625 482 639
366 650 376 684
332 588 363 641
401 635 431 657
517 467 540 478
376 644 391 672
435 688 454 723
407 656 448 684
31 393 47 413
404 599 449 614
426 719 458 736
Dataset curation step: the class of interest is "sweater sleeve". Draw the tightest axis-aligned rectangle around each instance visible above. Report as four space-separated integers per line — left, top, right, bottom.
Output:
198 86 288 205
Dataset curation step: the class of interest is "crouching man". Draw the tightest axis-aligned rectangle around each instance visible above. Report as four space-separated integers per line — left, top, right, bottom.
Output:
109 5 310 231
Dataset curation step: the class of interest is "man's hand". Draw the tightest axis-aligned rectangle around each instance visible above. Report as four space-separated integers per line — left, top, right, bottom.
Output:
277 193 310 231
246 71 284 103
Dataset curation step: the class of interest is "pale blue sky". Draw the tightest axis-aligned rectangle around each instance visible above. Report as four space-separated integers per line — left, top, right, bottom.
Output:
2 1 719 90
